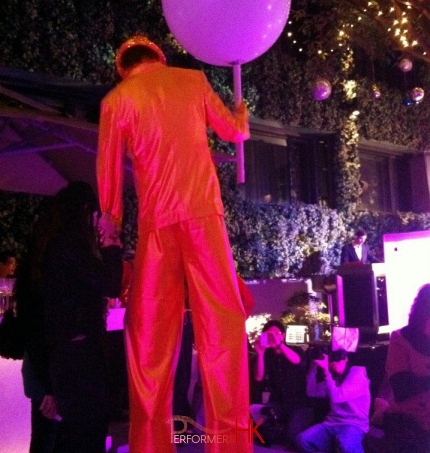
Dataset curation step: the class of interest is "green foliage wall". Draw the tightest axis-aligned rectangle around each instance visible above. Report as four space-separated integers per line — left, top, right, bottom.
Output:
2 0 430 277
0 191 45 257
4 182 430 278
217 164 430 278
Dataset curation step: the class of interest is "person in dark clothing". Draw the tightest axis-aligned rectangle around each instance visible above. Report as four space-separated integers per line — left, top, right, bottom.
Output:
251 320 313 447
16 196 67 453
16 182 122 453
340 229 379 265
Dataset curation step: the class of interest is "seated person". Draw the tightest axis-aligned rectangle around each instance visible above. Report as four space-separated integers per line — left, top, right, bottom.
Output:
340 228 379 264
251 320 312 447
296 349 370 453
382 284 430 453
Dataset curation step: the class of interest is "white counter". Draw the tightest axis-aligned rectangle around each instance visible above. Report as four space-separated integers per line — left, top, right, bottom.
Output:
0 357 31 453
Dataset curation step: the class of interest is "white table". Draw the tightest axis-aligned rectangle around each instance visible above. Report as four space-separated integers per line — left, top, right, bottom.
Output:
0 356 31 453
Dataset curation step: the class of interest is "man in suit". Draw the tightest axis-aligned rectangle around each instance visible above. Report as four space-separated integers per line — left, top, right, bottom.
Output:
340 228 379 264
97 36 252 453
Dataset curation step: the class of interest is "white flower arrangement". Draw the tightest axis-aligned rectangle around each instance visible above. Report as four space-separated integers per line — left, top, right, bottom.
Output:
245 312 272 345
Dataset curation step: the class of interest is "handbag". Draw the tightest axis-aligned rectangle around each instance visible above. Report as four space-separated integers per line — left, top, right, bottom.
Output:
0 308 25 360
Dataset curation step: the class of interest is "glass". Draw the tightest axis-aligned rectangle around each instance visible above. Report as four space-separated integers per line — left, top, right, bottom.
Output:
0 278 16 316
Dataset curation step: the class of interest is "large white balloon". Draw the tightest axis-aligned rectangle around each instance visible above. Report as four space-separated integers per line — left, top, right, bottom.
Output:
162 0 291 66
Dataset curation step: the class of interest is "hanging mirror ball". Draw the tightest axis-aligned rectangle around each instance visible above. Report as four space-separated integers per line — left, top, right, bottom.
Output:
411 87 425 104
371 85 381 99
398 58 413 73
311 78 332 101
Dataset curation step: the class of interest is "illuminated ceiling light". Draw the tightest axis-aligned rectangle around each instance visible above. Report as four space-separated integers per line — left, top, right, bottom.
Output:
317 50 322 54
287 32 292 37
401 18 408 24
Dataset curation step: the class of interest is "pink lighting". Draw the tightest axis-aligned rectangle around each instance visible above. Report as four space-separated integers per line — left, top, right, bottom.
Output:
106 307 125 331
383 230 430 333
0 357 31 452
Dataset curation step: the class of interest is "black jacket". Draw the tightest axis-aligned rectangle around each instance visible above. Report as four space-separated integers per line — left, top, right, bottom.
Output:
340 243 379 265
43 233 122 349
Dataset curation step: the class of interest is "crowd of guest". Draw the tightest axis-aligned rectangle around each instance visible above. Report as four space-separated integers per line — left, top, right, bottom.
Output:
168 310 412 453
248 284 430 453
5 212 430 452
250 320 370 453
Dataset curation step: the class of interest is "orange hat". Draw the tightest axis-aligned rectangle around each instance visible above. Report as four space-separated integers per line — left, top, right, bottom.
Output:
115 35 166 79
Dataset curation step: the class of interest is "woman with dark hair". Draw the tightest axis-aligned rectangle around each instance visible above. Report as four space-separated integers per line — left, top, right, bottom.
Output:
383 284 430 453
16 195 63 453
16 181 122 453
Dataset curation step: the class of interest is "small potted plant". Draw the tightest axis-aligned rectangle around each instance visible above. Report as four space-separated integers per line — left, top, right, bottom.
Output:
280 291 331 342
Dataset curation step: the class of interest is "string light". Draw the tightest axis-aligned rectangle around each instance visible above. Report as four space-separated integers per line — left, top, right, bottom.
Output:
282 1 429 64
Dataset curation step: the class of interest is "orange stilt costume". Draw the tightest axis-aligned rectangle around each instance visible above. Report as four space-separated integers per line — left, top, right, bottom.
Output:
97 36 252 453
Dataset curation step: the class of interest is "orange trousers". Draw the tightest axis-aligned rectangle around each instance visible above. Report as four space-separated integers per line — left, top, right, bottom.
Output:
125 215 252 453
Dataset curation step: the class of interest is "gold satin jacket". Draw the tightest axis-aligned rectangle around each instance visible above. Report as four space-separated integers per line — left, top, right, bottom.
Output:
97 62 250 230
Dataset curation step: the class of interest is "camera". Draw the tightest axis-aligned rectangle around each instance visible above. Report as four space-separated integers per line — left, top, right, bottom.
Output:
307 345 329 361
328 349 348 362
308 346 348 362
260 332 270 347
